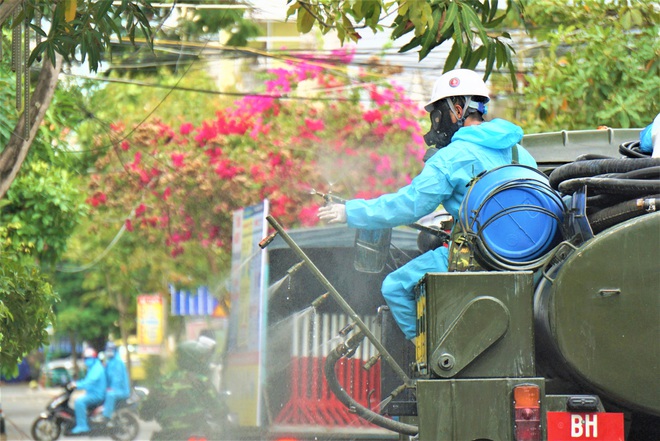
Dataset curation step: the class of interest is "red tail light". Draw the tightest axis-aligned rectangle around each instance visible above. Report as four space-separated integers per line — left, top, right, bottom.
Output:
514 384 541 441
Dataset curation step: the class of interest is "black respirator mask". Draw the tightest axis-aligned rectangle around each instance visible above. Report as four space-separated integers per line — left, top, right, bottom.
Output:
423 100 463 158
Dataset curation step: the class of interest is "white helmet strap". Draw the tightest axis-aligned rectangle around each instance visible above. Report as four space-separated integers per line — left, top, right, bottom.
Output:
445 95 473 128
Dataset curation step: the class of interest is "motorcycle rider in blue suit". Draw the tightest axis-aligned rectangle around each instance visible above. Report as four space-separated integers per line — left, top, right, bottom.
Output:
100 341 131 425
318 69 537 341
71 347 107 434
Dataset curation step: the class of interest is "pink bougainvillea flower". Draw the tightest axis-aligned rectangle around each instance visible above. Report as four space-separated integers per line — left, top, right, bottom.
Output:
171 153 185 168
170 245 184 258
299 205 320 227
86 191 107 207
194 122 218 146
369 89 386 106
391 117 413 131
371 153 393 174
270 194 293 218
204 147 224 161
138 169 150 184
162 187 171 201
373 123 390 137
215 159 243 180
249 117 263 140
125 219 134 232
180 122 194 135
363 109 383 124
135 203 147 217
250 165 267 183
330 47 356 64
120 140 130 151
268 152 282 167
304 118 325 132
129 151 142 170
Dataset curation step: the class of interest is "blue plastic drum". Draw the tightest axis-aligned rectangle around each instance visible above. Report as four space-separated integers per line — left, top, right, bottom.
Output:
459 164 564 266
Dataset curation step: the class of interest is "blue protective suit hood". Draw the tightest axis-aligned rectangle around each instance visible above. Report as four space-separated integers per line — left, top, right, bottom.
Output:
451 118 523 150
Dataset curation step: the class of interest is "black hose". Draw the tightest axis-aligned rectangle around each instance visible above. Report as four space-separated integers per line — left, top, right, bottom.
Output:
587 193 632 208
619 140 650 159
558 177 660 195
549 158 660 189
588 195 660 233
574 153 616 161
324 336 419 436
598 166 660 180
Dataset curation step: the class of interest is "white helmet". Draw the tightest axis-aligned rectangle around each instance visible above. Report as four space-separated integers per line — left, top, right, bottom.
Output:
424 69 490 112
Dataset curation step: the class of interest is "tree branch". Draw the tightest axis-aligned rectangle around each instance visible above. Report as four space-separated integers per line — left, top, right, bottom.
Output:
0 53 63 200
0 0 23 26
298 0 371 31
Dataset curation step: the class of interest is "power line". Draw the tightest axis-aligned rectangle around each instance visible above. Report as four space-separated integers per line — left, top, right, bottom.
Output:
63 71 385 102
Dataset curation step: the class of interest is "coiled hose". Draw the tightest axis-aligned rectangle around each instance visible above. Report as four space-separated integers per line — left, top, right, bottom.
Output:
548 150 660 233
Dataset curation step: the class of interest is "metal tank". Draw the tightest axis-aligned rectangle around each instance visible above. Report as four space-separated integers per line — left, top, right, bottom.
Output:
534 211 660 416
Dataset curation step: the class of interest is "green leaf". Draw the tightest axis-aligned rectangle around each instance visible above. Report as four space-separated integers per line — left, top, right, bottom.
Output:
286 3 300 20
96 0 114 18
489 0 499 22
297 7 316 34
399 35 422 53
445 42 461 71
439 3 458 36
419 8 442 60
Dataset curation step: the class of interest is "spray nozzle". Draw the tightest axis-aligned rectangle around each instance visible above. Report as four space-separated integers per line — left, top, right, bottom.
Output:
259 231 278 249
310 189 346 204
339 322 356 337
287 260 305 276
311 292 330 309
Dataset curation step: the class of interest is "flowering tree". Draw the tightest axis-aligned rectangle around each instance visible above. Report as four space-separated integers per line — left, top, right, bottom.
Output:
83 50 426 272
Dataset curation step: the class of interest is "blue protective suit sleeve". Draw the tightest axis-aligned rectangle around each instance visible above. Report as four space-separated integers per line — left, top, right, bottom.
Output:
345 164 448 230
77 360 107 401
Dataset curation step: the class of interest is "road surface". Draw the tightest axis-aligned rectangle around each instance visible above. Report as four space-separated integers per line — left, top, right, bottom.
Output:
1 382 159 441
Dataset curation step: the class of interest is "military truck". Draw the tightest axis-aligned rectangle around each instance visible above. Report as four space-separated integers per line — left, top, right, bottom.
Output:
258 128 659 441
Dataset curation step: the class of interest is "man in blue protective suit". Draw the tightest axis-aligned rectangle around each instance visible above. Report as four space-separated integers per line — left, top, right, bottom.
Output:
99 341 130 425
318 69 537 341
71 347 107 434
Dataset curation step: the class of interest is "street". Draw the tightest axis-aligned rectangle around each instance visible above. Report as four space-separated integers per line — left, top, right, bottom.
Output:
1 382 159 441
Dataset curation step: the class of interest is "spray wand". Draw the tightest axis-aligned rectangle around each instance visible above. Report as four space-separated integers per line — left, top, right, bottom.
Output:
310 189 346 205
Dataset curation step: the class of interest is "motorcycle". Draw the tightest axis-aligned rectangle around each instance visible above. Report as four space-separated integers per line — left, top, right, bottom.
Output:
31 381 148 441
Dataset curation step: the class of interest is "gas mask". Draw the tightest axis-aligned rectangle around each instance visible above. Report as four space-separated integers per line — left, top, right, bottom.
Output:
423 99 462 154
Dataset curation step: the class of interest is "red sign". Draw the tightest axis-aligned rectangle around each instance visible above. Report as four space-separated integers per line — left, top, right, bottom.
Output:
547 412 624 441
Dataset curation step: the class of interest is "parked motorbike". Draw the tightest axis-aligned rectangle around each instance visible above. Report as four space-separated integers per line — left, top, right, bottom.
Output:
31 381 148 441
